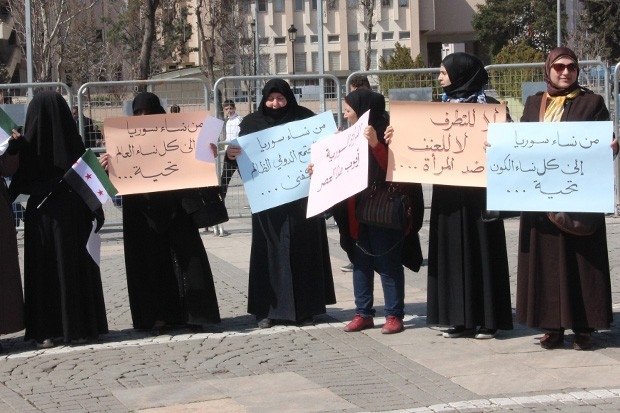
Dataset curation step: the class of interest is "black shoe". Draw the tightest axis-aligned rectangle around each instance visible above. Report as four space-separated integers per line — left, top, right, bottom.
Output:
475 328 497 339
442 326 475 338
257 318 273 329
36 338 55 349
296 317 315 327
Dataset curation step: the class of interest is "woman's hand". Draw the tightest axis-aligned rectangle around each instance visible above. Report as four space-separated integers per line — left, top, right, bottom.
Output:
226 145 242 160
10 128 21 140
98 153 111 172
210 143 218 158
611 138 619 157
307 163 314 176
384 126 394 145
364 125 379 148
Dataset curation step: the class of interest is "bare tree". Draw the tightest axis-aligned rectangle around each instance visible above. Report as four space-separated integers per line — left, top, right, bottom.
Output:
8 0 98 82
195 1 254 89
138 0 160 81
360 0 376 70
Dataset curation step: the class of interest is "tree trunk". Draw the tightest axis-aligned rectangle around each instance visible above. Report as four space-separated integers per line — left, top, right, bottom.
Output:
138 0 160 82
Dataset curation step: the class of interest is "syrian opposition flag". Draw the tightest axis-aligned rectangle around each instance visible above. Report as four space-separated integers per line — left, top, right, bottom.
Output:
0 107 17 155
64 149 118 211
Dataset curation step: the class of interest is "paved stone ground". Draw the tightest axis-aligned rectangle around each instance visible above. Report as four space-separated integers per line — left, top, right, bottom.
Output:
1 214 619 412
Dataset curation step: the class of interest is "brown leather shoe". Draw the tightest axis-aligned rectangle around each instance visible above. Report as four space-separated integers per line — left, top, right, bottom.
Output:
381 316 404 334
540 331 564 349
573 333 592 350
344 314 374 332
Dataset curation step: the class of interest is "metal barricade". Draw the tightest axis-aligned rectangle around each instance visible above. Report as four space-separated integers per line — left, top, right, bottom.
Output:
76 78 211 226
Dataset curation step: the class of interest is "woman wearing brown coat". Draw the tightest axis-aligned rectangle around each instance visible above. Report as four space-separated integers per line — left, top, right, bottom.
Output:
516 47 615 351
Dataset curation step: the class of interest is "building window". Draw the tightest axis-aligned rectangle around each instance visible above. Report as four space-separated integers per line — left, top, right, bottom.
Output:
259 54 270 75
382 32 394 40
274 0 284 12
382 49 394 62
327 34 340 42
295 0 303 10
258 0 267 12
348 33 359 42
348 50 361 71
311 52 319 72
363 32 377 41
274 36 286 45
347 0 359 8
370 50 378 69
382 0 391 5
295 53 307 73
259 37 269 46
310 35 319 43
399 31 410 39
296 35 306 44
312 0 317 9
328 51 341 71
399 0 408 6
275 54 288 74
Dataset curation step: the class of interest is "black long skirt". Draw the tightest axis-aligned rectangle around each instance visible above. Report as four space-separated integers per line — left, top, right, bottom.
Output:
426 185 513 330
247 198 336 322
23 190 108 343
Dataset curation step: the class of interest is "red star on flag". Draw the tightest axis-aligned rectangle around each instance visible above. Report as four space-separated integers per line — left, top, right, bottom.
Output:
85 173 92 180
97 189 104 196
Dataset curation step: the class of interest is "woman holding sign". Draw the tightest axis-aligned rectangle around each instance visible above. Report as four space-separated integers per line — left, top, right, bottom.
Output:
516 47 614 350
103 92 221 333
335 88 424 334
426 52 513 340
226 78 336 328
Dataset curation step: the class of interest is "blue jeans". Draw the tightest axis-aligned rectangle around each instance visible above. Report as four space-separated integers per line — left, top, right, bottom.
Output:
353 225 405 319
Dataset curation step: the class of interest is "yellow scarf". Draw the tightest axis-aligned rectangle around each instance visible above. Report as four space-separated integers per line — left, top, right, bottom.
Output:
544 89 580 122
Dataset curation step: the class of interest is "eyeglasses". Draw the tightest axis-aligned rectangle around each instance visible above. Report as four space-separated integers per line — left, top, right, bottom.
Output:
551 63 577 73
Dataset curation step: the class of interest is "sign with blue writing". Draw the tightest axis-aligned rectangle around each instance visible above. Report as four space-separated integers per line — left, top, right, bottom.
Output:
232 111 337 213
486 121 614 212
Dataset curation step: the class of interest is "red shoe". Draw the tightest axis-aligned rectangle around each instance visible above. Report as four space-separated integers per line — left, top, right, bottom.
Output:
381 316 404 334
344 314 374 332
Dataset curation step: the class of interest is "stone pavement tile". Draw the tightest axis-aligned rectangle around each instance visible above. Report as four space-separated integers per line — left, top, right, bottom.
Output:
138 399 246 413
112 379 226 410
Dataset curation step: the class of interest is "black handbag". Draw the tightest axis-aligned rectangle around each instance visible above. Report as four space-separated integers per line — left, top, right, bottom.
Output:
546 212 601 236
355 183 411 231
180 186 229 229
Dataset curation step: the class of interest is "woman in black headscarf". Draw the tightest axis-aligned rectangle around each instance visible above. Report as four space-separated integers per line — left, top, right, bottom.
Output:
9 91 108 348
426 52 513 340
516 47 614 350
226 78 336 328
112 92 221 332
331 88 423 335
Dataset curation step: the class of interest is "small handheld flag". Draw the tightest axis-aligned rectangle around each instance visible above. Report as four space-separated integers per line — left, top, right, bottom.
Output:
0 107 18 155
64 149 118 211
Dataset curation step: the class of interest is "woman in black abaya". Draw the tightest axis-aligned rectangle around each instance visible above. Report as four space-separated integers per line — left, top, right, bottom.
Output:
426 53 513 339
226 78 336 328
110 92 221 332
9 91 108 348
